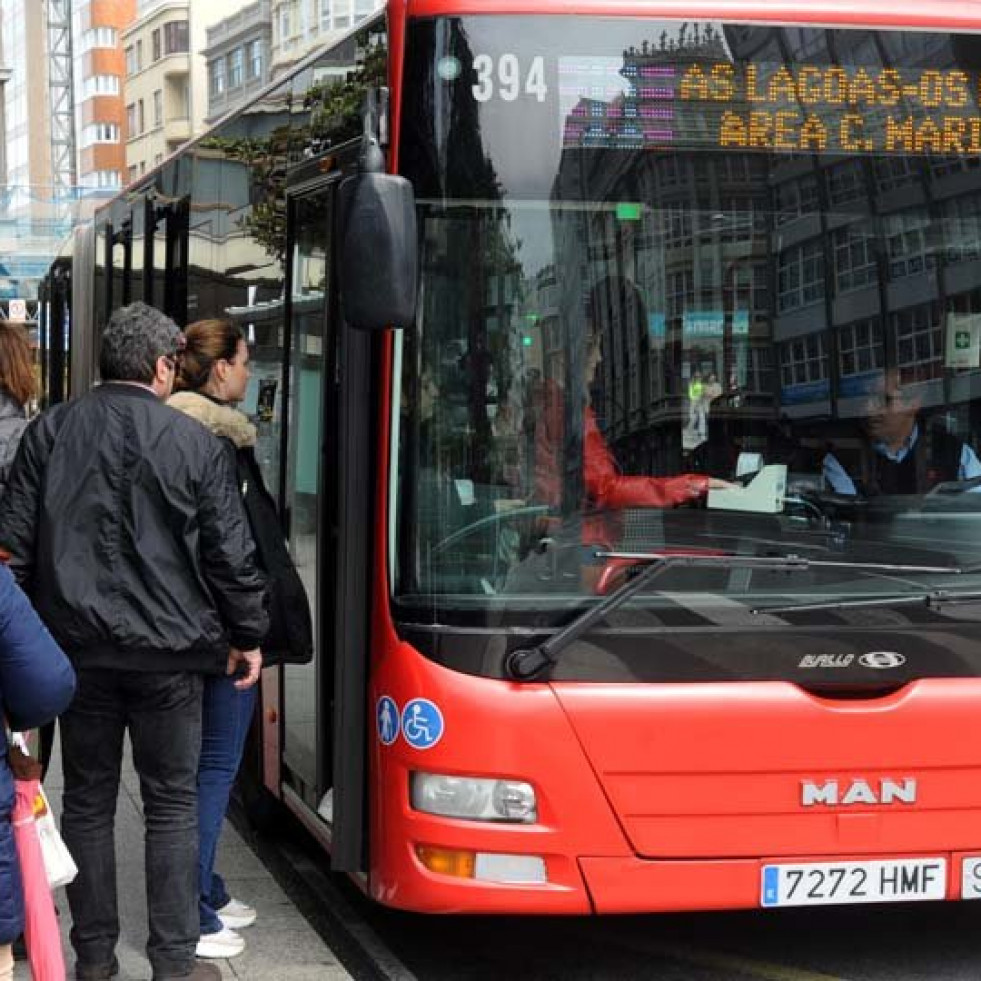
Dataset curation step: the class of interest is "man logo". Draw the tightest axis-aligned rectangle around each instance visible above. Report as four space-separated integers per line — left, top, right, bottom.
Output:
858 651 906 669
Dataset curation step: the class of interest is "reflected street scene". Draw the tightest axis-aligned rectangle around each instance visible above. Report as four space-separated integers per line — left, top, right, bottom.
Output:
396 18 981 672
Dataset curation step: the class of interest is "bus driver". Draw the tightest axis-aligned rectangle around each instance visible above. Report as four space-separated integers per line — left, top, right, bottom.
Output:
823 367 981 496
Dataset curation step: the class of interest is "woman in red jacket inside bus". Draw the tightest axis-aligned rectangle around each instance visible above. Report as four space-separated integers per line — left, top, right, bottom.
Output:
532 277 728 546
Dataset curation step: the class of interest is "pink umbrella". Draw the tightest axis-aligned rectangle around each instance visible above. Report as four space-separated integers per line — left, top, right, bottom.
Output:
11 754 66 981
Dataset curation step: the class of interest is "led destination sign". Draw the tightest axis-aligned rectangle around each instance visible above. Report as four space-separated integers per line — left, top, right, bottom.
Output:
560 58 981 155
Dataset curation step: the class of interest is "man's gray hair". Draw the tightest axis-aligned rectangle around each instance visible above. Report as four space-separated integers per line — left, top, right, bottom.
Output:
100 302 181 384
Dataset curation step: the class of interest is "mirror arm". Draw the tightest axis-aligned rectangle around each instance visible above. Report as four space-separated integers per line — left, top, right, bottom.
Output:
360 88 389 175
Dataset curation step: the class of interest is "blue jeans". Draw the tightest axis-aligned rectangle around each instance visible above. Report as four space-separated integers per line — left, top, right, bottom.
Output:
197 675 257 935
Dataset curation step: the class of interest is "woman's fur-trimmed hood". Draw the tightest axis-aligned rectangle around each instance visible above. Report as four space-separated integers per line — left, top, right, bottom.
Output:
168 391 257 448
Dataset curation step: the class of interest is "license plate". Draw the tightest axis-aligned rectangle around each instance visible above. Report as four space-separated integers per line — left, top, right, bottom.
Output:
761 858 947 907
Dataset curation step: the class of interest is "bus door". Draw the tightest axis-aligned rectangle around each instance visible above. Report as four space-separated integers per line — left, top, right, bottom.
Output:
280 173 370 873
281 179 337 824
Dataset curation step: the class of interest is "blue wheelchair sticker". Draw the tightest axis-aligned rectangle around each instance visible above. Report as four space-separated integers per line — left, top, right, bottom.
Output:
400 698 444 750
376 696 399 746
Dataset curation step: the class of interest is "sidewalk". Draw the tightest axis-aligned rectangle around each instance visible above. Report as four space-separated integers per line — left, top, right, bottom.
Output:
14 740 353 981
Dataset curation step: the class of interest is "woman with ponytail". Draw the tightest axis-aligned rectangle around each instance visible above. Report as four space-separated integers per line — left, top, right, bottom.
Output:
169 320 312 960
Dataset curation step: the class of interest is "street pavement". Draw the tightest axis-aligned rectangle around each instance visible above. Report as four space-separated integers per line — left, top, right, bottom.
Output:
13 739 352 981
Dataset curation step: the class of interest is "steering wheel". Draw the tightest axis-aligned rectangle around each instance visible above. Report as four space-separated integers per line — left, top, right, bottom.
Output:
926 475 981 495
431 505 552 556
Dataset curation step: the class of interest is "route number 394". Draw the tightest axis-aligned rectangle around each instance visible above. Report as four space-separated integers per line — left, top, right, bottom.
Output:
472 54 547 103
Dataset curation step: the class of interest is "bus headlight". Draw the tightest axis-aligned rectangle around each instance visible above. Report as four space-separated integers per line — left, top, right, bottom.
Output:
410 772 538 823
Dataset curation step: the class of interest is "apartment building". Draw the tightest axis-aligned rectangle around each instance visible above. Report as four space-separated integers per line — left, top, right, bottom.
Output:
122 0 236 182
203 1 271 124
72 0 136 193
2 1 53 194
270 0 380 76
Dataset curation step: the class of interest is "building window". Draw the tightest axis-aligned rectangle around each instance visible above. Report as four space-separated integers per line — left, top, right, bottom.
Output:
942 195 981 264
931 155 981 179
152 28 161 61
210 58 226 96
891 303 943 384
780 333 828 387
874 157 916 193
249 39 263 78
725 262 769 315
83 170 122 189
827 160 866 208
657 155 684 187
228 47 244 88
279 3 294 40
138 99 145 134
774 176 819 226
81 75 120 99
153 90 163 127
745 346 775 394
164 21 189 55
125 45 137 75
666 269 694 320
720 195 765 244
174 79 190 119
884 208 935 279
154 153 163 166
833 223 877 293
664 203 692 247
126 103 137 136
83 27 117 51
128 164 139 183
82 123 120 147
777 240 825 312
136 39 143 69
839 319 884 377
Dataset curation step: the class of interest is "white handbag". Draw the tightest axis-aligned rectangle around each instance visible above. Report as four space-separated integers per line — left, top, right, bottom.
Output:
11 733 78 889
33 784 77 889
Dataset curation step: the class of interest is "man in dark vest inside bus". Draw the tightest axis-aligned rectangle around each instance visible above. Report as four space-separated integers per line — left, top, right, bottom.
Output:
823 367 981 496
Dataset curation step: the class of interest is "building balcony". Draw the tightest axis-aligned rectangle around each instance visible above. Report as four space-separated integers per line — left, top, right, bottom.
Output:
164 116 191 143
161 54 190 79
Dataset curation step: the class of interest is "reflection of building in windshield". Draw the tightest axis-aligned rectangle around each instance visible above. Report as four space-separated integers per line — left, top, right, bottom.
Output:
549 21 981 483
727 24 981 479
552 26 773 477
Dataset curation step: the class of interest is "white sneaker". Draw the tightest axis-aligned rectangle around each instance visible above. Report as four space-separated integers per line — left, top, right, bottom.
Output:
216 896 257 930
196 926 245 959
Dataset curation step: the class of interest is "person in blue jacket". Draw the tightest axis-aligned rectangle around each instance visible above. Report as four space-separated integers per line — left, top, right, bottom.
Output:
0 561 76 981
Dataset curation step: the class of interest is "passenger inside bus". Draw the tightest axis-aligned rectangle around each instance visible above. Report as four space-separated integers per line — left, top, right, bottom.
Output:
822 368 981 496
533 277 733 547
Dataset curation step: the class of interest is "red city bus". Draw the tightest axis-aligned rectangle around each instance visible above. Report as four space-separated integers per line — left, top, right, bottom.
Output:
40 0 981 913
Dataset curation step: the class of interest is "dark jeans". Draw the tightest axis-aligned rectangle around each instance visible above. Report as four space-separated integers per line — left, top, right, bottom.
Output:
61 668 204 979
198 676 256 934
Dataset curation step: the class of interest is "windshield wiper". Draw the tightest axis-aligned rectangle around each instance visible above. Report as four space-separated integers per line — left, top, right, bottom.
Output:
755 589 981 615
504 552 960 681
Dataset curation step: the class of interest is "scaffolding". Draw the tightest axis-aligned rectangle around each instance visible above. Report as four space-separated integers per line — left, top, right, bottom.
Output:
47 0 76 201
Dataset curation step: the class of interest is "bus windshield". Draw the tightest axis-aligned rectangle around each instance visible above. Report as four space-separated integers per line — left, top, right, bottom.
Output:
396 15 981 624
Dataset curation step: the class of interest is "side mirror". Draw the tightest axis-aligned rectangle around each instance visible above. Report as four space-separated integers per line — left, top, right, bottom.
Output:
338 172 417 331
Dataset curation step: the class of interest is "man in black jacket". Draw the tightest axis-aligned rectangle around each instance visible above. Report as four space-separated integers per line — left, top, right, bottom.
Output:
0 303 268 981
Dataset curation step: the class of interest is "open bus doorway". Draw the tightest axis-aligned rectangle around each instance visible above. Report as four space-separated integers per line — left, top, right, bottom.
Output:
280 180 339 823
274 170 373 876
